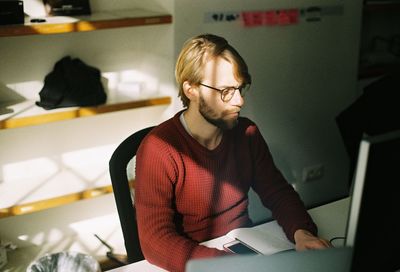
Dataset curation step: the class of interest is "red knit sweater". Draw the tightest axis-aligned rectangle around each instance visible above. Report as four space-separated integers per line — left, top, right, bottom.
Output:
135 112 317 272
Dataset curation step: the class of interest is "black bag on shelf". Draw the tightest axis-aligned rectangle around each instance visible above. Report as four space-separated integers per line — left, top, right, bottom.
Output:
36 56 107 110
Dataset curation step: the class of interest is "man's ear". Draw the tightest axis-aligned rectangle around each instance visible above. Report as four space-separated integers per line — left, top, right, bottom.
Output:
183 81 198 101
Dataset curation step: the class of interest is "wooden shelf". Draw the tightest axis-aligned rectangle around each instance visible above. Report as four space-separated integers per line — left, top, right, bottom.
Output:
0 185 112 218
0 96 171 130
0 180 136 218
0 9 172 37
0 8 172 221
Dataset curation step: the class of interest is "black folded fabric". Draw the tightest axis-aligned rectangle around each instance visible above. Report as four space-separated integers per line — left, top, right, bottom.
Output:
36 56 106 110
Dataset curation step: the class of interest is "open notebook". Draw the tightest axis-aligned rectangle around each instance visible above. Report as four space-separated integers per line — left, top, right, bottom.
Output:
225 221 295 255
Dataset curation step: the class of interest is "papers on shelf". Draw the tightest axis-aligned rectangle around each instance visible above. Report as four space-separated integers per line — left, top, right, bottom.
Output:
226 221 295 255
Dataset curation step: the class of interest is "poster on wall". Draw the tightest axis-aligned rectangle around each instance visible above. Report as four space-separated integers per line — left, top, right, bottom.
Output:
43 0 91 16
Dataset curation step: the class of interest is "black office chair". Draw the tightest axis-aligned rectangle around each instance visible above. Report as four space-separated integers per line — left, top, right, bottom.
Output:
109 126 154 263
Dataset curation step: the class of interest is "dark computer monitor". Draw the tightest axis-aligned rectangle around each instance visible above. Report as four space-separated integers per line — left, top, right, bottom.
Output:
345 130 400 271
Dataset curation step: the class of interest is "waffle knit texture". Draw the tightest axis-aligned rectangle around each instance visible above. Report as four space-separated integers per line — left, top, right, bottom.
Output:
135 111 317 272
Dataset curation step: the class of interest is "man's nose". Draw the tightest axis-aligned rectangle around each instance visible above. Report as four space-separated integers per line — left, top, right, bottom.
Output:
230 88 244 106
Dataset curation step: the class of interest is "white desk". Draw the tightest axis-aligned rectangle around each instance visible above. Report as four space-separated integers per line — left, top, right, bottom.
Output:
107 197 350 272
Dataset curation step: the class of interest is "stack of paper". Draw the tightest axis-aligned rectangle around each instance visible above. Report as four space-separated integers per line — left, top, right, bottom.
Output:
226 221 295 255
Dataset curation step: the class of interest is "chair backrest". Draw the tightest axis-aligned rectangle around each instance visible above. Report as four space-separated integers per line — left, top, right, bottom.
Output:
109 126 154 263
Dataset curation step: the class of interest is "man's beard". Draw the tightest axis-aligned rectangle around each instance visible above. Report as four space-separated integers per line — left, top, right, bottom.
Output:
198 94 239 130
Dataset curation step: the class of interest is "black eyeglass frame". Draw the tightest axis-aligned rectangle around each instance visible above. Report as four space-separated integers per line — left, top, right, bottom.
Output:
199 82 251 102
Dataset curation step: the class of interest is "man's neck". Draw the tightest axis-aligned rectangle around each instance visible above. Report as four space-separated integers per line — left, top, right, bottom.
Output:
182 109 223 150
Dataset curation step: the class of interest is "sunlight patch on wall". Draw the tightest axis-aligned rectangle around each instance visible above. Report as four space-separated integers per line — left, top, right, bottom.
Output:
0 144 116 209
102 69 160 101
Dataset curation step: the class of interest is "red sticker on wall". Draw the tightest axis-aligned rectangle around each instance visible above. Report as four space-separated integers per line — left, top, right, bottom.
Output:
242 9 299 27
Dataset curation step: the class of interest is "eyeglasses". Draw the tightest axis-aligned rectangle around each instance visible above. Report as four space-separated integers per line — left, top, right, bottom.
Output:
199 83 251 102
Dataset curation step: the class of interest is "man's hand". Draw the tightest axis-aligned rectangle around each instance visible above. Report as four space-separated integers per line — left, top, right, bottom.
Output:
294 229 332 251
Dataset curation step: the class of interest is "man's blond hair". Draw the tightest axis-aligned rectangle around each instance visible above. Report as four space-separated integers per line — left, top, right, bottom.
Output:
175 34 251 107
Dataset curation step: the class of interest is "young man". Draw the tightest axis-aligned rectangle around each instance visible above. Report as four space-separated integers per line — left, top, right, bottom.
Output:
135 34 331 272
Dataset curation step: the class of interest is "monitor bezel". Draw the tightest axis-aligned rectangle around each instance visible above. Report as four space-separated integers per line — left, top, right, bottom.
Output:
344 129 400 247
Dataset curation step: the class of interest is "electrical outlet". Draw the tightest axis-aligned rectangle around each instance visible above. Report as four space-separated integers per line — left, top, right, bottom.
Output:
302 164 324 182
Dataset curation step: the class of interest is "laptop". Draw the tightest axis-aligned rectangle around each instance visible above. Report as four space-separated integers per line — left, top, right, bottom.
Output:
186 247 352 272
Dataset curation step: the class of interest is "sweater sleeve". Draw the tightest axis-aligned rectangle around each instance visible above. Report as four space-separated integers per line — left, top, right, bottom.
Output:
135 134 231 272
247 125 318 242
